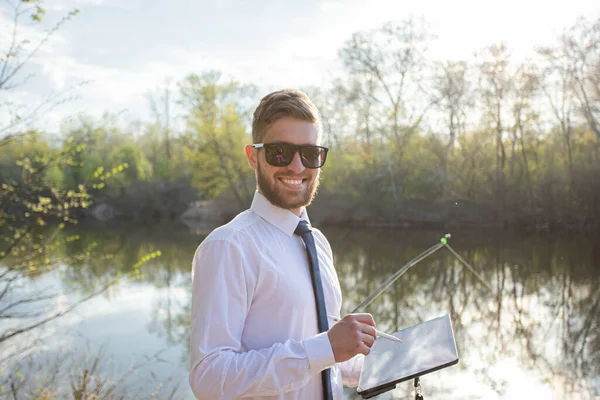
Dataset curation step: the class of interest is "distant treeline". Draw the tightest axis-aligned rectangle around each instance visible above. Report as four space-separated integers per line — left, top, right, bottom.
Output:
2 16 599 231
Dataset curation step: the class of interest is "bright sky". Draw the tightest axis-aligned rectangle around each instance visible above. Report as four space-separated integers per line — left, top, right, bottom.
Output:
2 0 599 133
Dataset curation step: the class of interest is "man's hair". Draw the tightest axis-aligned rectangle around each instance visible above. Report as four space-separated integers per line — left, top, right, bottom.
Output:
251 89 321 143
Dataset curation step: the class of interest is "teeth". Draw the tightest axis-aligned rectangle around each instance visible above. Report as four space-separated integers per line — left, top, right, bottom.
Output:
281 178 303 185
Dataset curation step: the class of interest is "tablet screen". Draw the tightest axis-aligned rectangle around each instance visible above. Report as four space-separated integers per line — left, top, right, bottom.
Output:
357 314 459 396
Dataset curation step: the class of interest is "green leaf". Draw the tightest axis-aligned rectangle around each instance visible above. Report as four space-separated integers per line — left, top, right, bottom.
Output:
38 196 51 205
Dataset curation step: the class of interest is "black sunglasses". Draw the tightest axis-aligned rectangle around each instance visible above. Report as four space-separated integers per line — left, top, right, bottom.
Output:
250 142 329 169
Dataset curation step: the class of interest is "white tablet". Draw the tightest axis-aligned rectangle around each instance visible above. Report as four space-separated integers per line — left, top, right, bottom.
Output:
357 314 459 398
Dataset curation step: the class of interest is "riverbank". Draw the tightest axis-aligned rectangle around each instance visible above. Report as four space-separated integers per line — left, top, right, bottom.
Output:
83 190 599 234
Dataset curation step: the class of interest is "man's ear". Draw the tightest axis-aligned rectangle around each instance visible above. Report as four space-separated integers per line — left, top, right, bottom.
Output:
245 145 257 171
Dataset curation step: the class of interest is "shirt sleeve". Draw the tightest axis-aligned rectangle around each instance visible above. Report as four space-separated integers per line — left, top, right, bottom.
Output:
340 354 364 387
189 238 336 400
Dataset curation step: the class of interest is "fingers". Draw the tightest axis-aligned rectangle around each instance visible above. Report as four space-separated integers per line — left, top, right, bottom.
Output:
360 323 377 338
349 313 376 329
361 332 375 347
354 323 376 353
358 342 371 356
329 313 378 362
350 317 377 348
358 331 376 355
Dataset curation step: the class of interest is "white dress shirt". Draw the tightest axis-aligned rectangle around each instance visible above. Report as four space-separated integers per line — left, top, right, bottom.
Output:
189 191 362 400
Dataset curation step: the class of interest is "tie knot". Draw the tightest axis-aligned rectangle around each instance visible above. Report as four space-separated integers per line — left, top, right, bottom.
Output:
294 220 312 236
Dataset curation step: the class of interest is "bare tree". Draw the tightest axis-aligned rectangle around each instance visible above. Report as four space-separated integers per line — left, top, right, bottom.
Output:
338 18 434 201
510 62 541 214
561 17 600 141
538 40 578 193
339 17 432 146
477 44 513 216
304 80 354 149
147 78 176 164
0 0 80 142
430 60 472 199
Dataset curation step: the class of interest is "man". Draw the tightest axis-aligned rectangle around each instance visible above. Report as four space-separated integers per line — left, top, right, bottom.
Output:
189 89 377 399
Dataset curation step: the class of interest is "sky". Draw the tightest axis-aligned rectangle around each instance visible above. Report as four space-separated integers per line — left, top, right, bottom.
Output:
1 0 599 133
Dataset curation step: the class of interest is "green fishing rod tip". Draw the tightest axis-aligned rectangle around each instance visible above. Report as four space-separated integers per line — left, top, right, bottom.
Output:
440 238 447 244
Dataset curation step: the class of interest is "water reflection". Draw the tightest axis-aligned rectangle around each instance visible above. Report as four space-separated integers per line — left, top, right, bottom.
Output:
327 228 600 399
2 223 598 399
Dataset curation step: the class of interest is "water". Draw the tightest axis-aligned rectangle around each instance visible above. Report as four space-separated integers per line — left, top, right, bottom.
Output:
1 223 599 399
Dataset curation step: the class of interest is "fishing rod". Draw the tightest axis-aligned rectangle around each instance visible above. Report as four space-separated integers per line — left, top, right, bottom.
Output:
349 233 494 400
351 233 493 314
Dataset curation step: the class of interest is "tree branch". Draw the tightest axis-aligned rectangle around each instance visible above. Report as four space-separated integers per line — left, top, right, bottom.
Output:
0 280 116 344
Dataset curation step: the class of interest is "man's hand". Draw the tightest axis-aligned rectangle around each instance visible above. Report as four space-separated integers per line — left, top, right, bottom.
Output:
327 313 377 363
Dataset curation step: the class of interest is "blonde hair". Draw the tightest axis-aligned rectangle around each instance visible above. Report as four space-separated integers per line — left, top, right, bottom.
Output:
251 89 321 143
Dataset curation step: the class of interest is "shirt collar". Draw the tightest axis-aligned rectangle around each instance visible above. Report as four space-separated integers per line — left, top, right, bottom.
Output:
250 191 311 237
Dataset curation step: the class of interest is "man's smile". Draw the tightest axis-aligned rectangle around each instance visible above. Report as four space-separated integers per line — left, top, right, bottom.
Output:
278 177 307 188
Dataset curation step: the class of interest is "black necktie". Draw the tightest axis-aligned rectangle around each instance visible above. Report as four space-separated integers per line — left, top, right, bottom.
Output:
295 220 333 400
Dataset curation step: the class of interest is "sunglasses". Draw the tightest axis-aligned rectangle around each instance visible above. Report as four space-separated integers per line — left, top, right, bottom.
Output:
250 142 329 169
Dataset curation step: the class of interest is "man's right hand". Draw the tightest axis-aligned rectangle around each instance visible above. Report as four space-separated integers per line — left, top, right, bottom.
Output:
327 313 377 362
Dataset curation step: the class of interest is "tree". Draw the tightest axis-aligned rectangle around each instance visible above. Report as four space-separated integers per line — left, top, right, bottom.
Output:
178 71 254 209
477 44 513 217
147 78 180 176
1 0 79 143
430 60 472 199
538 39 579 197
338 18 434 202
339 18 432 145
0 1 136 357
561 17 600 141
509 61 541 214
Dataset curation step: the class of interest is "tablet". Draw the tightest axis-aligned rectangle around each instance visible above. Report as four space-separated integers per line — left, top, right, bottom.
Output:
357 314 459 398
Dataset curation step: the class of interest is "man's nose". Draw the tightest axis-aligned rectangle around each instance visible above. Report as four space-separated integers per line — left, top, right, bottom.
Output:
286 150 305 173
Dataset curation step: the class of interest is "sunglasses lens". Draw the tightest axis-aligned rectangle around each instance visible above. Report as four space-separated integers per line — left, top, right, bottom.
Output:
265 143 293 166
263 143 328 168
301 146 326 168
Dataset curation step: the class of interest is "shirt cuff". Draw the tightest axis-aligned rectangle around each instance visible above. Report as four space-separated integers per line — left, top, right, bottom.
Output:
303 332 336 376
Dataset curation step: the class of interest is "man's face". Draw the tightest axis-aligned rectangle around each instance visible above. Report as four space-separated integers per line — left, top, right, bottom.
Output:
246 116 321 216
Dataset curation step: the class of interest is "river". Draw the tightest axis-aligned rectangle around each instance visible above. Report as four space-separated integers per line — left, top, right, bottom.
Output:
1 222 598 399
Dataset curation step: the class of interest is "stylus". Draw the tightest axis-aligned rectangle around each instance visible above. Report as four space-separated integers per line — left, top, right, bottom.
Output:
328 315 403 343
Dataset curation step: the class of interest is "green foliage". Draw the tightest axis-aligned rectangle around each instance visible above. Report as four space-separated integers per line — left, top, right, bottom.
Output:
179 72 254 208
138 123 184 181
0 12 598 232
0 129 136 345
186 104 249 197
0 1 172 392
109 143 152 186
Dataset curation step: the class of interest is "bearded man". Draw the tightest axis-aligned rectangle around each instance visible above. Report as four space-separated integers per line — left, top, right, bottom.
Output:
189 89 377 400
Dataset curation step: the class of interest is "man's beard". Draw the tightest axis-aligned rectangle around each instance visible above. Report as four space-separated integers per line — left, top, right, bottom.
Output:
256 160 320 210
